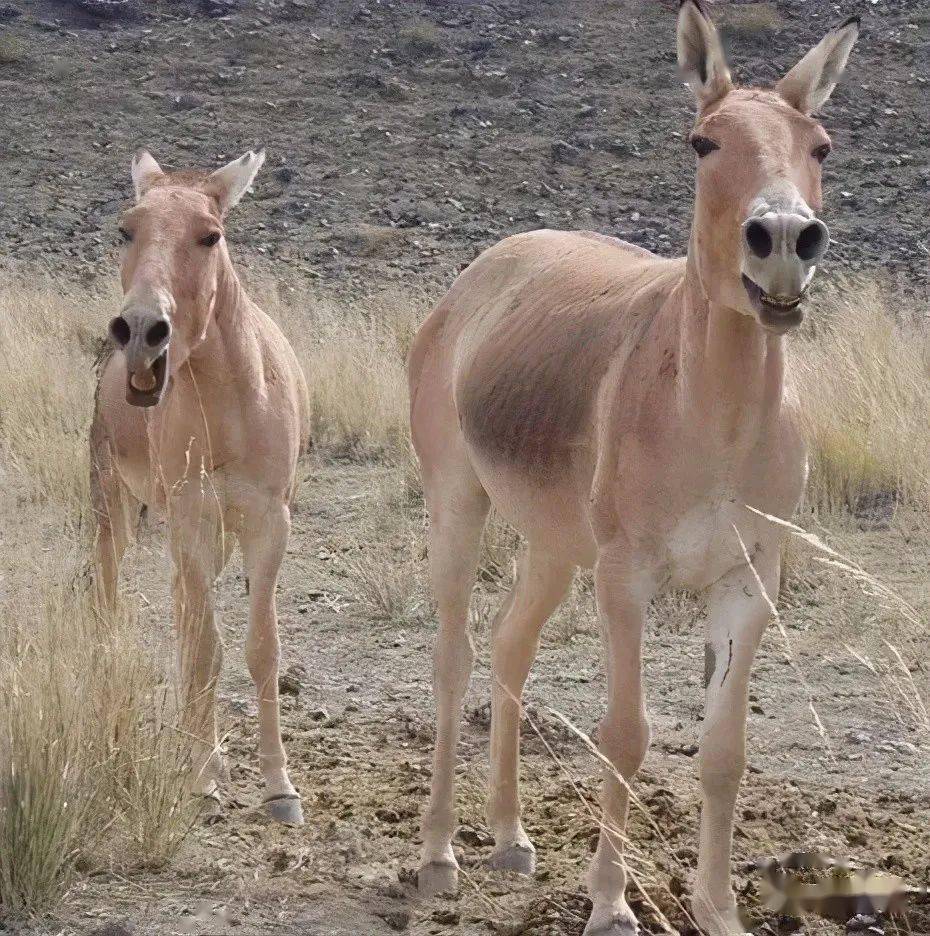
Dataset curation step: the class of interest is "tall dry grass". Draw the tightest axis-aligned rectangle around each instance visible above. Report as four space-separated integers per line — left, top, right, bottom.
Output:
0 275 192 916
0 270 927 921
257 282 423 459
0 276 115 512
790 279 930 514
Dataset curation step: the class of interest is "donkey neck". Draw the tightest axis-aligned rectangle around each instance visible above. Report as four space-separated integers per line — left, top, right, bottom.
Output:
186 248 254 376
675 243 786 442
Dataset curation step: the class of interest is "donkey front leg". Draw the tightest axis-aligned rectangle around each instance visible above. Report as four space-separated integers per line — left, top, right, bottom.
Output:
170 509 227 812
238 502 302 826
90 433 139 609
693 554 779 936
584 554 651 936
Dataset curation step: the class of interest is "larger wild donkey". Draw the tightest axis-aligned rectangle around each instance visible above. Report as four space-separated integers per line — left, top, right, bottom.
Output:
409 4 859 934
91 149 309 825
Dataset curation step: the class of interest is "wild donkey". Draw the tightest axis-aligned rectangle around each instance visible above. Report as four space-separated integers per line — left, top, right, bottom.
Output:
91 149 309 825
409 4 859 934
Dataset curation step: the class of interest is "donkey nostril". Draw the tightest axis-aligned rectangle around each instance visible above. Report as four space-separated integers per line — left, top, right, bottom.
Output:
744 220 773 259
796 222 826 261
109 316 131 348
145 319 170 348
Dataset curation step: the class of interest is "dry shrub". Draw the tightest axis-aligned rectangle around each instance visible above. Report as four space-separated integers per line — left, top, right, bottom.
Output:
0 275 190 916
335 471 428 621
719 3 781 35
790 281 930 514
0 275 114 512
0 565 193 914
260 284 425 460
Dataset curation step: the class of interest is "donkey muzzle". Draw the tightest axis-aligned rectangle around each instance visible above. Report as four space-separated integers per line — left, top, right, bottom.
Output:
740 205 830 333
108 309 172 407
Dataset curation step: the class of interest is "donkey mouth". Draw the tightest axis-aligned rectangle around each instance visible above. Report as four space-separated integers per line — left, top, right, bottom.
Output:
126 349 168 407
742 274 804 333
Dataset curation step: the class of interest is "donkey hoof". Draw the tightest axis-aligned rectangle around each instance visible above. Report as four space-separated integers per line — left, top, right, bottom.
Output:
263 793 304 826
417 861 459 897
488 842 536 875
583 906 639 936
583 922 638 936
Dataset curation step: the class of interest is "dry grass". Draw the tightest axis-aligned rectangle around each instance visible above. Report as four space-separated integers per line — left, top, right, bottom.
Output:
0 556 193 914
0 271 927 921
258 283 422 460
719 3 782 36
790 280 930 514
0 276 113 513
0 275 191 915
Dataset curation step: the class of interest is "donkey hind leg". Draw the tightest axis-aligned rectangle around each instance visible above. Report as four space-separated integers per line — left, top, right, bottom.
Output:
487 545 574 874
692 556 778 936
90 435 139 609
239 502 303 826
417 469 490 897
171 508 229 815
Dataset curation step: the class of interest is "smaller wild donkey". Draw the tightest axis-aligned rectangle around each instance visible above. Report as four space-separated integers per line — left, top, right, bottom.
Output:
91 149 309 825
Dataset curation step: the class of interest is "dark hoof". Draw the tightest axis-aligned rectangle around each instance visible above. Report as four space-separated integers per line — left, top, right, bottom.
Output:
584 924 638 936
488 843 536 875
417 861 458 897
263 792 304 826
584 911 639 936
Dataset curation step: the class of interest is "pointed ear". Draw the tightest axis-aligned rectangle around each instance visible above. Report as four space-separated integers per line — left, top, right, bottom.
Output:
776 16 860 115
677 0 733 108
131 150 164 201
204 149 266 215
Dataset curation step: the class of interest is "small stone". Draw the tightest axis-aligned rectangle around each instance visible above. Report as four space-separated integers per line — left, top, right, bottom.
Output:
551 140 582 164
379 909 410 931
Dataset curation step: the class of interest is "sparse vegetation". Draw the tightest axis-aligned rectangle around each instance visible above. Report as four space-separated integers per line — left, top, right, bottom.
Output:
0 571 193 914
0 35 27 67
719 3 782 37
0 275 926 926
791 279 930 514
395 23 443 59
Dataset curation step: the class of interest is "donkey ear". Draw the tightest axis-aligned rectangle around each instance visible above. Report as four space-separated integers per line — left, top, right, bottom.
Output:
205 149 266 214
131 150 164 201
677 0 733 108
776 16 860 115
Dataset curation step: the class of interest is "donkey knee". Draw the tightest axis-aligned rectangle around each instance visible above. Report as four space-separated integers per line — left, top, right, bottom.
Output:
598 713 651 779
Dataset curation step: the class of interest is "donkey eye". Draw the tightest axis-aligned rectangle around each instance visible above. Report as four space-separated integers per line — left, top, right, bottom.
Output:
118 226 133 244
690 135 720 158
199 231 222 248
812 143 832 163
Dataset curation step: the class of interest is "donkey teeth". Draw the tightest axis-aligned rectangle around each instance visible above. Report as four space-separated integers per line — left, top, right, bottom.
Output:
761 292 801 309
130 370 157 392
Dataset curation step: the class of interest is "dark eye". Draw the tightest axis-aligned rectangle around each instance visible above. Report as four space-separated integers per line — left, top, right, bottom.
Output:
199 231 222 248
118 226 133 244
812 143 832 163
690 135 720 158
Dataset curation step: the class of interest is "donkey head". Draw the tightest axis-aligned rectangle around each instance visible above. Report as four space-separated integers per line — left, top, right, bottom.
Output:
109 149 265 406
678 0 858 333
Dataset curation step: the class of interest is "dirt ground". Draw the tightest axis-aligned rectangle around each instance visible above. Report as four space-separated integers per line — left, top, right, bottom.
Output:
1 0 929 295
0 0 928 935
0 458 927 936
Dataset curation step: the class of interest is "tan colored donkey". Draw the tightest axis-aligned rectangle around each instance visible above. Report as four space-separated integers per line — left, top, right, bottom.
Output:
90 149 309 825
409 4 859 934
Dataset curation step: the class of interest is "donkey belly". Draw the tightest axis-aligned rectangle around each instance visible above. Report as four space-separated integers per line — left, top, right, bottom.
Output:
469 448 599 567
